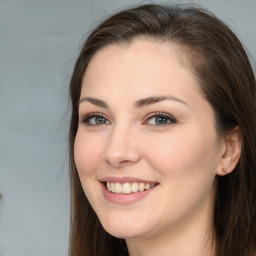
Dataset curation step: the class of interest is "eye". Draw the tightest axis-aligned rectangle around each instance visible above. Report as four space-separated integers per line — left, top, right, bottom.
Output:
80 113 110 126
144 112 176 126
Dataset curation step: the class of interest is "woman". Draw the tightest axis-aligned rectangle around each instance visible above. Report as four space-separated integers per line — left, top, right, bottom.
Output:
68 4 256 256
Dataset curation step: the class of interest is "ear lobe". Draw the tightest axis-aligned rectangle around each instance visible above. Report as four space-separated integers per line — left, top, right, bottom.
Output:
216 126 242 176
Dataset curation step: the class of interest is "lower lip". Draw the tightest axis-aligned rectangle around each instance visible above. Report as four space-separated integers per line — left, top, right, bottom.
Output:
101 183 158 205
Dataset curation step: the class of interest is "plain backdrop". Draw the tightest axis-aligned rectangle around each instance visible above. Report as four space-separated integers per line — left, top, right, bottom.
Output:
0 0 255 255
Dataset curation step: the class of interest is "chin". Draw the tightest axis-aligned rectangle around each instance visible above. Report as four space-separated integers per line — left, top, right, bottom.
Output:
99 214 152 239
104 227 147 240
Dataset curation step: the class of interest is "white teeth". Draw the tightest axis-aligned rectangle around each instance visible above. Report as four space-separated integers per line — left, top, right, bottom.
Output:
139 183 145 192
131 183 139 192
115 183 122 193
123 183 132 194
145 183 150 190
110 183 115 192
106 182 157 194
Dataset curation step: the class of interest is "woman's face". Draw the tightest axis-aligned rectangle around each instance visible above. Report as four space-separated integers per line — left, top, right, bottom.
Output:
74 38 225 241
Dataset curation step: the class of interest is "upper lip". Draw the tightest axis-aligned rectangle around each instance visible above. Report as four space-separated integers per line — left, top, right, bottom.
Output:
100 176 159 184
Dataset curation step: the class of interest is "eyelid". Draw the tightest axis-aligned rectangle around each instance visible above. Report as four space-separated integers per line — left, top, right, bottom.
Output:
79 112 111 124
143 112 177 126
79 111 177 127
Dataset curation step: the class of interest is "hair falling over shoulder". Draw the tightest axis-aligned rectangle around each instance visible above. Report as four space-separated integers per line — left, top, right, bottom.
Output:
68 3 256 256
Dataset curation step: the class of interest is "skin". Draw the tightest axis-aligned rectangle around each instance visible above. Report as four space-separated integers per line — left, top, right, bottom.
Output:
74 38 241 256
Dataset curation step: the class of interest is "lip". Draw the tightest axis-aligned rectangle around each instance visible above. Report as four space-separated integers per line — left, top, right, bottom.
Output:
99 176 159 205
100 176 159 184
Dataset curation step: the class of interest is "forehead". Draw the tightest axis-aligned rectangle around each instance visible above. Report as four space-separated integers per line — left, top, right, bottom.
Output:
81 38 202 106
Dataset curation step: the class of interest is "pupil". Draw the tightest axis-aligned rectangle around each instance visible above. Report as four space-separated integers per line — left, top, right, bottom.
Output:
96 117 105 124
156 117 167 124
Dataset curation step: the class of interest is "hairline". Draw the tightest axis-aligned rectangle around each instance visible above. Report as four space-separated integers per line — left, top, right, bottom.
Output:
82 34 224 135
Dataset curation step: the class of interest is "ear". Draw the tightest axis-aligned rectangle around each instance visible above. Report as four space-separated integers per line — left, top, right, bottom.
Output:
216 126 242 176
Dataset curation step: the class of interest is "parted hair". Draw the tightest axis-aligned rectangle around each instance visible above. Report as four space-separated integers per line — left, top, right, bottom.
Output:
69 4 256 256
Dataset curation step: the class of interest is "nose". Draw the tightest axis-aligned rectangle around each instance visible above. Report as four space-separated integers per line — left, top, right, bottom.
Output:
103 125 141 168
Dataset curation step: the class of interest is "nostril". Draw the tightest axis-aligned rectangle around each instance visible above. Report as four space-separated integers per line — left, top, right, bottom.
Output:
104 158 133 168
120 160 131 165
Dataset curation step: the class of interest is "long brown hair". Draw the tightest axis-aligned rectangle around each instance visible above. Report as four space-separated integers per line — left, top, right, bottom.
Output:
69 4 256 256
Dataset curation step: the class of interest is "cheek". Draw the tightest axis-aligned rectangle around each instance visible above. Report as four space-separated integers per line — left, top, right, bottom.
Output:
74 129 104 175
142 126 220 177
143 129 219 217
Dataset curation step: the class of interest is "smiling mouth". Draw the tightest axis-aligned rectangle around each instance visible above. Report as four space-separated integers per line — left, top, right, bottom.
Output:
104 182 159 194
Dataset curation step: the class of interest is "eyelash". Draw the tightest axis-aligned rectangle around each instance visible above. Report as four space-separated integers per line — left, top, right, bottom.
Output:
80 112 110 126
79 112 177 127
144 112 177 126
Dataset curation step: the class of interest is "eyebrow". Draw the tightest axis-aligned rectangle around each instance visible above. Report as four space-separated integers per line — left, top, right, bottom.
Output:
134 96 189 108
79 97 108 108
78 95 189 108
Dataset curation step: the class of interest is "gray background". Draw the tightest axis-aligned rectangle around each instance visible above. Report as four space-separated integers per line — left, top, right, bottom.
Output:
0 0 255 255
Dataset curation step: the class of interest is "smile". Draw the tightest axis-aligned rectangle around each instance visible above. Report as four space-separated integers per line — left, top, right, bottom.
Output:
106 182 158 194
100 177 160 204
